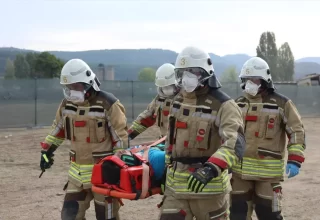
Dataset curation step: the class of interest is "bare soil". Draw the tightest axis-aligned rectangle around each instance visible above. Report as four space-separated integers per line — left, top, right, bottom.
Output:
0 118 320 220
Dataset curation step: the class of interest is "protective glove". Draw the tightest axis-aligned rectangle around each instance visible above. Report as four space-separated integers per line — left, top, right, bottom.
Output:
286 163 300 178
187 162 219 193
40 150 54 170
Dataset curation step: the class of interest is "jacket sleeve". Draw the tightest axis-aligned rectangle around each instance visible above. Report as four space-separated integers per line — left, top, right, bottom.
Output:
128 96 158 139
106 100 129 152
283 100 306 167
207 100 246 174
41 100 66 151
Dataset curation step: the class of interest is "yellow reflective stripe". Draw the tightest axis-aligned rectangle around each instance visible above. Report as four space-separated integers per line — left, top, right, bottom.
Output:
216 148 236 167
167 167 229 182
113 148 126 153
165 154 171 164
68 171 92 184
165 169 229 193
232 157 284 178
233 165 283 174
43 154 49 163
132 121 147 134
45 135 64 146
70 162 93 173
288 145 304 155
244 157 284 165
166 180 227 192
69 164 93 184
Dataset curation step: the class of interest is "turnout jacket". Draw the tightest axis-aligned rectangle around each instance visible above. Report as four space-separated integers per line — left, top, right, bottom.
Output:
128 94 175 139
233 91 306 181
41 91 128 188
164 86 246 198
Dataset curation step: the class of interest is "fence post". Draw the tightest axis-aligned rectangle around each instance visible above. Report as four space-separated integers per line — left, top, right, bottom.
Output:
131 80 134 120
34 77 38 126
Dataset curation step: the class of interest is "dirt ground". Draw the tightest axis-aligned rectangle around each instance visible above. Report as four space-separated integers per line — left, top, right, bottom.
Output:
0 118 320 220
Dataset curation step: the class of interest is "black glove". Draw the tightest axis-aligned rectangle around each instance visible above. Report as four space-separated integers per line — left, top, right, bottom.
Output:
187 163 219 193
40 150 54 170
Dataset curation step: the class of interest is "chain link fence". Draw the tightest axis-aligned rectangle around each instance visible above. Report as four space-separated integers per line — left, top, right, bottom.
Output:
0 78 319 128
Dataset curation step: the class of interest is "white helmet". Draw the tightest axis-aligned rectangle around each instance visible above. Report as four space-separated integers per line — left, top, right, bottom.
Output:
174 46 215 86
60 58 100 92
239 57 272 82
155 63 176 87
239 56 274 91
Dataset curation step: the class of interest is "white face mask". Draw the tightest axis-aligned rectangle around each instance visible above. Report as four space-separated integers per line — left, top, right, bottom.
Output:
181 71 199 93
161 85 175 96
244 80 261 96
64 89 85 103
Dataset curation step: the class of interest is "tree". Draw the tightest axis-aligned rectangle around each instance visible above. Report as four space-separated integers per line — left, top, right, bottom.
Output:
220 65 239 83
277 42 295 81
4 58 15 79
25 52 39 77
256 31 279 81
138 67 156 82
14 54 30 78
34 52 65 78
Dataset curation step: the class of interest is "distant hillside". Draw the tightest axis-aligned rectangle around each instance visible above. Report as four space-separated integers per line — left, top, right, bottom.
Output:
0 47 35 76
296 57 320 65
0 47 319 81
294 62 320 80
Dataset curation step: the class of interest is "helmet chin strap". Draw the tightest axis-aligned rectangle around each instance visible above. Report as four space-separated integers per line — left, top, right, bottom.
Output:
84 84 95 99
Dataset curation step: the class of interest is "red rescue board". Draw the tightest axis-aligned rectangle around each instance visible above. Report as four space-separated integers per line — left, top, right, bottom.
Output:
91 138 164 200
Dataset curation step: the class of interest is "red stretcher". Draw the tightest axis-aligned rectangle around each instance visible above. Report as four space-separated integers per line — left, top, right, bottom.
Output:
91 136 166 200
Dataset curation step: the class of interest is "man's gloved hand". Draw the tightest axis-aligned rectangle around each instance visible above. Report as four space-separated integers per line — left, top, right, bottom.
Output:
187 162 219 193
40 150 54 170
286 163 300 178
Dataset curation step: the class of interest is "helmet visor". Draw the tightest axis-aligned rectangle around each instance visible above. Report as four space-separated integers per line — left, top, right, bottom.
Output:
62 82 91 99
175 67 209 86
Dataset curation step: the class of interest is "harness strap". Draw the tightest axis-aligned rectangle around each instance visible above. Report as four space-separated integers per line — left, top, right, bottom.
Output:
140 163 149 199
143 150 149 162
130 136 167 154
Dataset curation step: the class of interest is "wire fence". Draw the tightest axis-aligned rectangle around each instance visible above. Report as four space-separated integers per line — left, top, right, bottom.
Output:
0 78 319 128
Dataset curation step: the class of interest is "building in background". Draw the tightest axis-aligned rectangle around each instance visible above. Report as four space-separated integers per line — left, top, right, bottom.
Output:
97 64 115 81
106 65 115 80
296 73 320 86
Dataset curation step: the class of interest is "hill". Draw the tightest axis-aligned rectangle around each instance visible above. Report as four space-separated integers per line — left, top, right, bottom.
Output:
294 62 320 80
0 47 319 81
296 57 320 64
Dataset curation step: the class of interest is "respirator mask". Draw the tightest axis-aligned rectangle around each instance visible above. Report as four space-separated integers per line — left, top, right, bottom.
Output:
157 85 176 97
62 83 91 103
181 71 200 93
244 80 261 96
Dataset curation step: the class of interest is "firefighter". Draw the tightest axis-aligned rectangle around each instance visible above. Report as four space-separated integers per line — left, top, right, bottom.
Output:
229 57 306 220
128 63 179 140
39 59 128 220
159 46 246 220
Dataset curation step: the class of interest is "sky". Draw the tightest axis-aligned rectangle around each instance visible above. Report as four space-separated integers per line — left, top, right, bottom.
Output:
0 0 319 59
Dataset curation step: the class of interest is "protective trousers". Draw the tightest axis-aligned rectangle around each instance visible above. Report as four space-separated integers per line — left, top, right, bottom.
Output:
229 175 283 220
159 193 229 220
61 181 121 220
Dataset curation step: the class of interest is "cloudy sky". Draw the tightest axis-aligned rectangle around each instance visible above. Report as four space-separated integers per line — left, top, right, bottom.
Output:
0 0 318 59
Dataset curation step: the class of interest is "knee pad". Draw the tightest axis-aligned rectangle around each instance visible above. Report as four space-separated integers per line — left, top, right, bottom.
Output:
229 200 248 220
255 203 283 220
61 200 79 220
